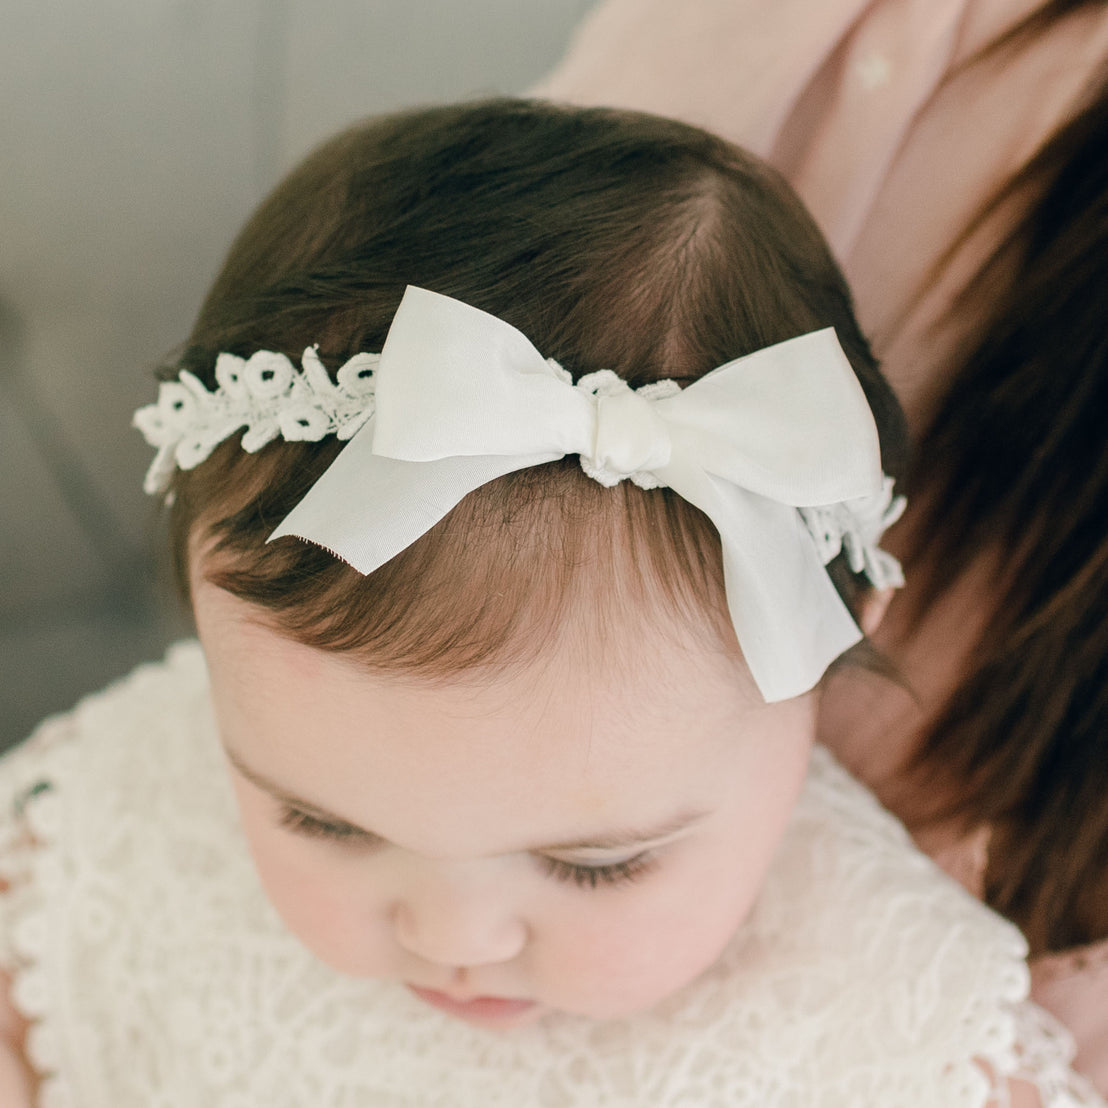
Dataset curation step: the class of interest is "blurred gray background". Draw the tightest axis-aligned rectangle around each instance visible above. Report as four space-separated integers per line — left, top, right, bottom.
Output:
1 0 595 752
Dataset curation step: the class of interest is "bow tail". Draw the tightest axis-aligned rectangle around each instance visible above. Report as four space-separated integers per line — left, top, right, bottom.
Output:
268 418 557 574
664 467 863 702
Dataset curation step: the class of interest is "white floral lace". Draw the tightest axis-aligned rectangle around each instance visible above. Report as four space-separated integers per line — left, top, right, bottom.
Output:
133 347 379 495
799 475 907 589
0 645 1101 1108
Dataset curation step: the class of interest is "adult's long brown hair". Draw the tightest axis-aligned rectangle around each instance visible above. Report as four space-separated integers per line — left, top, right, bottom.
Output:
904 0 1108 954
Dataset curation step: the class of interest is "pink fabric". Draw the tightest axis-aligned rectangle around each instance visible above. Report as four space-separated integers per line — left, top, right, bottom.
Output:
538 0 1108 1093
1032 941 1108 1094
536 0 1108 424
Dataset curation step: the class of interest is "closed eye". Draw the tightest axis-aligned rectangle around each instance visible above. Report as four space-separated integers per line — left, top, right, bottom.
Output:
276 802 661 886
540 852 657 889
278 805 375 844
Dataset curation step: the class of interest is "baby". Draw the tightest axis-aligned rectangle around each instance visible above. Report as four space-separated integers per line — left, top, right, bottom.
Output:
0 99 1095 1107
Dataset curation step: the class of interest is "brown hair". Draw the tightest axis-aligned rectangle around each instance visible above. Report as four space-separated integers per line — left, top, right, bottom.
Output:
900 3 1108 952
166 99 905 678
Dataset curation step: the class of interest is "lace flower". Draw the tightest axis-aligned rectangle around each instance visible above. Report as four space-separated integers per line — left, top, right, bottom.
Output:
133 347 379 495
799 476 906 589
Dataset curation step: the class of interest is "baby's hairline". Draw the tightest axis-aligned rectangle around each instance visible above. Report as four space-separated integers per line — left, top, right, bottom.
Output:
186 522 763 698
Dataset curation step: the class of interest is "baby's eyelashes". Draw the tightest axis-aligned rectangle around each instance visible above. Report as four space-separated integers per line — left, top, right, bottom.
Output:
539 851 658 890
277 805 380 846
275 804 661 891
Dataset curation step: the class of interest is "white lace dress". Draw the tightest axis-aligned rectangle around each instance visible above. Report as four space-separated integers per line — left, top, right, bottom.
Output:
0 643 1100 1108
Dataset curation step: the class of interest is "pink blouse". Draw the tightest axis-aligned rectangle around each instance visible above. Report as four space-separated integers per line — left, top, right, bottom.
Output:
537 0 1108 1093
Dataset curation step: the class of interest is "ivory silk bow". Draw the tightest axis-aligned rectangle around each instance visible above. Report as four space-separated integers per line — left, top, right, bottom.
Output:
271 286 884 701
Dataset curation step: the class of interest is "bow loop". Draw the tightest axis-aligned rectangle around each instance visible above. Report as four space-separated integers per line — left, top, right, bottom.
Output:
370 290 592 464
652 330 880 508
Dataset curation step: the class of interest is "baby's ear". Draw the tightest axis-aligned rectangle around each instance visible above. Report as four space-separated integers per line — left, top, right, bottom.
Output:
858 587 895 637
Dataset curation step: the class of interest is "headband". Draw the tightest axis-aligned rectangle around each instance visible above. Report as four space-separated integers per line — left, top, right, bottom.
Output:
135 286 904 701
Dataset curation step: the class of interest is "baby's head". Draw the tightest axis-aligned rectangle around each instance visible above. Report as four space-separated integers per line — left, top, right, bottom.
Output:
143 99 905 1026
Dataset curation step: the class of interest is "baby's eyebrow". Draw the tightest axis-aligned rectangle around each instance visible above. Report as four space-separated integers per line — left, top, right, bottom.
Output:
224 745 707 853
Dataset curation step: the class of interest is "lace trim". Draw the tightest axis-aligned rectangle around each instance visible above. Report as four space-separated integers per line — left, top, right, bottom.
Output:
0 712 80 1107
134 349 379 494
0 646 1101 1107
799 474 907 588
999 1003 1106 1107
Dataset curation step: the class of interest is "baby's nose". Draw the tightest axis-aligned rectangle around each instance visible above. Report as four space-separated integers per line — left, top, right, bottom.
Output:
391 869 528 969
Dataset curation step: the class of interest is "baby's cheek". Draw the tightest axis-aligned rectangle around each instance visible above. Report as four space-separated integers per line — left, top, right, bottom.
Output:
231 796 393 976
537 867 760 1019
251 836 396 976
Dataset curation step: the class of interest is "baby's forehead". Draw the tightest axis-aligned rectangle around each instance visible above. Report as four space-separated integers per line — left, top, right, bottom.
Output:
194 569 752 719
197 578 807 847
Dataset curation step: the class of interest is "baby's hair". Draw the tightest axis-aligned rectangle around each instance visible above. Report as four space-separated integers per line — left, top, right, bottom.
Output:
167 98 906 676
